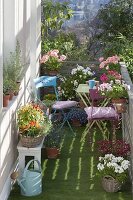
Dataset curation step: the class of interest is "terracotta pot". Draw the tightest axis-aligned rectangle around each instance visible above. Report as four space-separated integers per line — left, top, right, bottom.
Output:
9 92 14 100
3 95 10 107
112 98 127 113
46 147 59 159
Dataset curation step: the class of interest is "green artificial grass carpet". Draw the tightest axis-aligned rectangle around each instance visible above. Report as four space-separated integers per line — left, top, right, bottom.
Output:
8 126 132 200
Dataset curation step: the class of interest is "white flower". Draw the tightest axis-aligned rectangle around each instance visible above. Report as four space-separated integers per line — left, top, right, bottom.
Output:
77 64 84 71
74 80 78 86
117 157 124 162
97 163 104 171
71 68 77 75
121 160 130 170
115 79 121 84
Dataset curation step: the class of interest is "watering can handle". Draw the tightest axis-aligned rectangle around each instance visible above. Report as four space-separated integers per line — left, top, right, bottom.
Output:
23 159 42 177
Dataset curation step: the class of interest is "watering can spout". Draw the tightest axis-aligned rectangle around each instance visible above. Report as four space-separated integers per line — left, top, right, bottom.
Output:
17 178 26 192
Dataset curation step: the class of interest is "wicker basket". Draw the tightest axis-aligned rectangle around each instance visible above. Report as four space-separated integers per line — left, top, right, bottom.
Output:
102 175 121 192
20 134 44 148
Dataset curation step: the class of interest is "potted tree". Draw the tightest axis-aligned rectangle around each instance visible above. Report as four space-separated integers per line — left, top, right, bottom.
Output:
44 131 61 159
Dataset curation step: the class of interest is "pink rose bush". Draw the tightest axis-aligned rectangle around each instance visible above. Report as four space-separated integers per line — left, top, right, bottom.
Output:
40 49 66 71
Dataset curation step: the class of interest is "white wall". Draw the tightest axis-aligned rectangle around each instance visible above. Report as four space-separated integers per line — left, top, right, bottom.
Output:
0 0 41 199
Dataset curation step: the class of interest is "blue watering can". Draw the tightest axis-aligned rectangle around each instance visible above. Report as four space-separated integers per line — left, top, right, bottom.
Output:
17 159 42 196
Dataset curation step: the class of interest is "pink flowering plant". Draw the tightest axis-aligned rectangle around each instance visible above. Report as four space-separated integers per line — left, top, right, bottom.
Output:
40 49 66 71
98 80 129 99
97 154 130 184
99 55 120 72
100 70 122 83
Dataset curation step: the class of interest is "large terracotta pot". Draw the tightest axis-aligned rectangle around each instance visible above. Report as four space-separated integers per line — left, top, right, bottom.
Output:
111 98 127 113
46 147 59 159
3 94 10 107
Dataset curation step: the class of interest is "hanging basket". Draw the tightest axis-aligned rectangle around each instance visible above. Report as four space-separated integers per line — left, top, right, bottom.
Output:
20 134 44 148
102 175 121 192
112 98 127 113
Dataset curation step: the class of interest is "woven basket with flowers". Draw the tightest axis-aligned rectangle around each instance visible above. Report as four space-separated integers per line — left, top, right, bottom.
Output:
17 102 52 148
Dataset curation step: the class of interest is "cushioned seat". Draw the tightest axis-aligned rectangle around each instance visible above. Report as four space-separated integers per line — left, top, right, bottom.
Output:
84 107 118 120
52 101 77 110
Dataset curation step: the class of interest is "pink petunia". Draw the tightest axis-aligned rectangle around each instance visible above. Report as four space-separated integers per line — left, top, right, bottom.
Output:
59 55 67 61
48 50 59 58
100 73 108 83
40 55 49 64
99 61 107 69
99 57 104 62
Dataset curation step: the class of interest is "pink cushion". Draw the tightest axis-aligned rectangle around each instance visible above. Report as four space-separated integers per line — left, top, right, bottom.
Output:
52 101 77 110
84 107 118 120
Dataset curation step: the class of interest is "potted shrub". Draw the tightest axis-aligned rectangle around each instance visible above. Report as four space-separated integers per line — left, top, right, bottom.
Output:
17 102 52 148
44 130 61 159
68 108 88 127
97 154 130 192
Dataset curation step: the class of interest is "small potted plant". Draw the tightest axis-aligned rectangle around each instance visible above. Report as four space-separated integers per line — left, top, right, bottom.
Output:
68 108 88 127
40 49 66 75
97 154 130 192
98 80 130 113
44 130 61 159
3 79 11 107
17 102 52 148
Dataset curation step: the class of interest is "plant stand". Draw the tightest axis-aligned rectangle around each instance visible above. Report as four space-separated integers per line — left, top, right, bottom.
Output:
17 139 44 174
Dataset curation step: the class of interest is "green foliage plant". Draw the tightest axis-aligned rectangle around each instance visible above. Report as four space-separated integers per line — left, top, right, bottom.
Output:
41 0 73 37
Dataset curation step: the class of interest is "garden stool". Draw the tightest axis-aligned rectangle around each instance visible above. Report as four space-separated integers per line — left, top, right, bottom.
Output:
33 76 59 100
17 139 44 174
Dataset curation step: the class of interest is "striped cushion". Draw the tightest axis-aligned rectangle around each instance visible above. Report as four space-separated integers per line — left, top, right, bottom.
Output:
52 101 77 110
84 107 118 120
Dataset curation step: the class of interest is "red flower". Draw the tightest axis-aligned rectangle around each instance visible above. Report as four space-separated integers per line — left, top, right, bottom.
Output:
97 139 130 157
